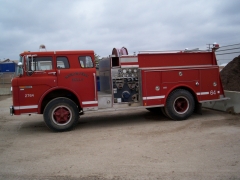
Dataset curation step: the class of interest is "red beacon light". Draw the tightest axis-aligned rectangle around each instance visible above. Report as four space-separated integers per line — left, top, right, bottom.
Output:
212 42 220 51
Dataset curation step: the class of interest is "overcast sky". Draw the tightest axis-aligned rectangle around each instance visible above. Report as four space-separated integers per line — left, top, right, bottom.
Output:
0 0 240 61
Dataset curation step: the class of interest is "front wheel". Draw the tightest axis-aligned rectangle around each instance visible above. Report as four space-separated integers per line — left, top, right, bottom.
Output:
43 97 79 132
164 89 195 120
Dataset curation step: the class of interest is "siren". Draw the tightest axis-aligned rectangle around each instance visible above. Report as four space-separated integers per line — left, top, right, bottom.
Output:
39 44 47 51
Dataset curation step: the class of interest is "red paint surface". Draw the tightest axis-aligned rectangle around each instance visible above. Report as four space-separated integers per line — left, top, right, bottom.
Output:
12 49 224 115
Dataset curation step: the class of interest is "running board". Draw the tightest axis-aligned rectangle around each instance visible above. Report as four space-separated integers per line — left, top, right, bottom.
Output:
84 104 164 114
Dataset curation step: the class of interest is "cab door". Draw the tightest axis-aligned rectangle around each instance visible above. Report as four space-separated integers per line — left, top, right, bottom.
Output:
18 55 57 114
56 54 98 111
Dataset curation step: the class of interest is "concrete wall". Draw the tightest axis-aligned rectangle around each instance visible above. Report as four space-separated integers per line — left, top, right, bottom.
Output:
0 88 11 95
202 90 240 114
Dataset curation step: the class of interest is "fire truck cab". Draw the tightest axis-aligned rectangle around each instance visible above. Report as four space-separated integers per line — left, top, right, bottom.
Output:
10 45 227 131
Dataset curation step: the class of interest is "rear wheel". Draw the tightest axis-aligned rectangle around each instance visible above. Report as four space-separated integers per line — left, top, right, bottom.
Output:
43 97 79 132
164 89 195 120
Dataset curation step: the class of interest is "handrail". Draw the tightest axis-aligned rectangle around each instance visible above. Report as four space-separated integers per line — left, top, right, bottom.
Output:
93 73 97 101
138 49 209 54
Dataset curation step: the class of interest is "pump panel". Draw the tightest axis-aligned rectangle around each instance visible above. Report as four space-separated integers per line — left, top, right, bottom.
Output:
112 68 139 103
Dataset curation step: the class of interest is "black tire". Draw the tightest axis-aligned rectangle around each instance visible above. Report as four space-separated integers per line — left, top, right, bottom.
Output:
146 107 162 114
164 89 195 120
43 97 79 132
161 107 170 118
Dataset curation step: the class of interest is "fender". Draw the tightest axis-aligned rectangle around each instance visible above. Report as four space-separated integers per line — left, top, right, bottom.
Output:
162 83 199 106
38 86 83 113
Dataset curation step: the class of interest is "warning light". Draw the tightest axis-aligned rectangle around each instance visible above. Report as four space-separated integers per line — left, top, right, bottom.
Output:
212 42 220 51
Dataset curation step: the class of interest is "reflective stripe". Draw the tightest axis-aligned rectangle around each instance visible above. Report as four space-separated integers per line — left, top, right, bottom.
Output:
19 86 32 89
143 96 165 100
14 105 38 110
121 65 139 68
82 101 98 105
196 92 209 95
120 57 138 62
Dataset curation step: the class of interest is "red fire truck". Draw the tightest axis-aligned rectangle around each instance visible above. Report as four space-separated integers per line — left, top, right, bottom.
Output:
10 44 227 131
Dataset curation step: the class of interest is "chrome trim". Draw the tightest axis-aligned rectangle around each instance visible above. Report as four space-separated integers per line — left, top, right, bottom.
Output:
143 95 165 100
82 101 98 105
84 104 164 114
83 106 98 111
93 73 97 101
196 92 209 95
14 105 38 110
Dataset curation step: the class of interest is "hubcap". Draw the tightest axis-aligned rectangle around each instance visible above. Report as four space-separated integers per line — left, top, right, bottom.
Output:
52 105 72 126
173 96 189 114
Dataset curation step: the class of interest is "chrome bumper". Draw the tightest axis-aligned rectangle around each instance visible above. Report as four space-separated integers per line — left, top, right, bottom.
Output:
10 106 14 116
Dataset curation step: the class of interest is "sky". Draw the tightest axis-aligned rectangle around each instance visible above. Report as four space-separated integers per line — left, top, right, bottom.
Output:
0 0 240 63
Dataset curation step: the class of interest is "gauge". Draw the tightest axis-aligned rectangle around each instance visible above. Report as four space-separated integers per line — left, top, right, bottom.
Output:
133 69 137 73
128 69 132 73
122 69 127 73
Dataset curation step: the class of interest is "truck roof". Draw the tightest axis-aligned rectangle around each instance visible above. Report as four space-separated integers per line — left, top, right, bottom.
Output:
20 50 94 56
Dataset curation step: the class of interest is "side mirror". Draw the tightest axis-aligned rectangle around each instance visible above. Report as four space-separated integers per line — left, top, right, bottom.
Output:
17 62 23 76
18 62 23 66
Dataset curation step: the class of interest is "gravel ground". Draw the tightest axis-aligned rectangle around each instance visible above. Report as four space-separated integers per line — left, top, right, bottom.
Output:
0 95 240 180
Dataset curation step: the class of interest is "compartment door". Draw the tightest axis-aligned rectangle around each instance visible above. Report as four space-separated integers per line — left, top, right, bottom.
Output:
142 71 163 106
200 68 220 101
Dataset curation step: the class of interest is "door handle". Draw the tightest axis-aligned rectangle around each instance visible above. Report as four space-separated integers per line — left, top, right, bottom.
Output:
48 72 56 75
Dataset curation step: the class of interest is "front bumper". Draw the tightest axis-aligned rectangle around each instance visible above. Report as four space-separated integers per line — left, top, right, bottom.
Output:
10 106 14 116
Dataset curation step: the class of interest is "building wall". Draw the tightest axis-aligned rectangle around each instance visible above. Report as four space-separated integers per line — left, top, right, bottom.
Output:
0 63 16 72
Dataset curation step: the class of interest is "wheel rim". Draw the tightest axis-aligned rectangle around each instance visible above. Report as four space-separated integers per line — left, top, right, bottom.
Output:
52 105 72 126
173 96 189 114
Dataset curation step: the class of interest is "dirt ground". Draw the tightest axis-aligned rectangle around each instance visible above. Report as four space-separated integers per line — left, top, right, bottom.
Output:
0 95 240 180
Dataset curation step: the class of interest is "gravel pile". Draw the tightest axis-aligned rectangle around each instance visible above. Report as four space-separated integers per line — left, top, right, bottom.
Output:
220 55 240 91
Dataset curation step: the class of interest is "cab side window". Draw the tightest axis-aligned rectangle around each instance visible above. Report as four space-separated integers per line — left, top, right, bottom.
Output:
79 56 93 68
29 56 53 71
57 57 70 69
